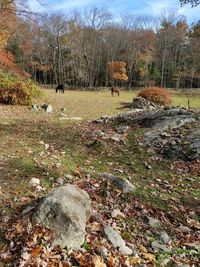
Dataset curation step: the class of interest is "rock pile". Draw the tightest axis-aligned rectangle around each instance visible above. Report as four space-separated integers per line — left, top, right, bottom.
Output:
97 106 200 160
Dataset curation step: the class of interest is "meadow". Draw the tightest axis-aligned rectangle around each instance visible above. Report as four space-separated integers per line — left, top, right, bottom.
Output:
37 88 200 120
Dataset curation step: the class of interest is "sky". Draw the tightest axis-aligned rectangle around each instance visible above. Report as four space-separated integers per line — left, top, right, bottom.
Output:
28 0 200 24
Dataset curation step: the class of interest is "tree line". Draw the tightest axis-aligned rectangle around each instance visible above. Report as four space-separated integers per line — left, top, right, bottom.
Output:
1 1 200 88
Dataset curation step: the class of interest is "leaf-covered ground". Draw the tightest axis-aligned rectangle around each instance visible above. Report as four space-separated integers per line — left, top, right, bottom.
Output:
0 89 200 266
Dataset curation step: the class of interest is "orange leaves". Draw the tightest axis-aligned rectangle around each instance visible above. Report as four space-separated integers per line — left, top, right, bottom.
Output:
0 51 14 68
128 256 142 265
142 252 156 262
0 50 30 78
107 255 117 267
107 61 128 82
31 246 42 257
0 31 9 50
93 255 107 267
0 1 17 32
138 87 172 106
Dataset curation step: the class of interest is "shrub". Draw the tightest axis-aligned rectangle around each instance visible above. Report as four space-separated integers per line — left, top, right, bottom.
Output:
0 72 41 105
138 87 172 106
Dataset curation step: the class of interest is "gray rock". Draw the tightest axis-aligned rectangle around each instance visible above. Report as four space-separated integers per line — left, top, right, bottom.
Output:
145 216 161 228
111 134 123 142
33 185 92 249
41 104 53 112
35 185 44 192
64 174 73 180
22 206 35 216
132 97 157 110
184 242 200 251
59 117 82 121
119 245 133 255
151 241 171 252
56 177 65 185
143 113 196 146
186 128 200 159
116 126 129 134
99 173 136 193
29 177 40 186
104 225 125 248
143 108 192 129
160 257 172 266
159 232 171 244
44 143 49 150
95 130 105 137
99 246 109 259
111 209 125 218
179 225 191 233
102 107 200 160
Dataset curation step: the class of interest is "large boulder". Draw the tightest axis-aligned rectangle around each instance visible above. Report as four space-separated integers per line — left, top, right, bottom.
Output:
132 108 195 129
33 185 92 249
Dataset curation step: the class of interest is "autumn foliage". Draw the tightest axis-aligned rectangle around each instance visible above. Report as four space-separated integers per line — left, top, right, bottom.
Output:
0 73 41 105
107 61 128 84
138 87 172 106
0 51 30 78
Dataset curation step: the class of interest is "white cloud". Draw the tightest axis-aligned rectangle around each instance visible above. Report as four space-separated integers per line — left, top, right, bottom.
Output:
27 0 46 11
177 4 200 22
143 0 200 22
47 0 98 10
27 0 200 23
144 0 176 15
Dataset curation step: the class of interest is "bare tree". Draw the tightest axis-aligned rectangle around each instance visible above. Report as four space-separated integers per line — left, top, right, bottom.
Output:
180 0 200 6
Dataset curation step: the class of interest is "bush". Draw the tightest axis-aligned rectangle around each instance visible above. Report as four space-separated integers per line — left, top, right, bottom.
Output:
0 72 41 105
138 87 172 106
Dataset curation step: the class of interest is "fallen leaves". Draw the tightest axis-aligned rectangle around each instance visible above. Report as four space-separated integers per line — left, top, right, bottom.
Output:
93 255 107 267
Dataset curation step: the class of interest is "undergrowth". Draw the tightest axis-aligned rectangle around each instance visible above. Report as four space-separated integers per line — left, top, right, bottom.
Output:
0 72 41 105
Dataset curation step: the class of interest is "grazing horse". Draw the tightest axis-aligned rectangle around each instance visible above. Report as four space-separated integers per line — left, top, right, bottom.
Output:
56 84 65 93
111 87 120 96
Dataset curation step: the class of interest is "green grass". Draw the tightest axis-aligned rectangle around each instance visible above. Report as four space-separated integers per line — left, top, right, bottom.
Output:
0 88 200 223
36 89 137 120
33 89 200 120
171 90 200 108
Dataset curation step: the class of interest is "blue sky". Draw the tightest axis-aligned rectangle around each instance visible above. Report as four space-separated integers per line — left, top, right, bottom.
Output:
28 0 200 23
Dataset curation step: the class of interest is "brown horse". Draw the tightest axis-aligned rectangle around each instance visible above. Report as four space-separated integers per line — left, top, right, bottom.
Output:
111 87 120 96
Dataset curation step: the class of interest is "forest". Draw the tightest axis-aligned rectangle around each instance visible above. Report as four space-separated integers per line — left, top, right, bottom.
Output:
0 0 200 89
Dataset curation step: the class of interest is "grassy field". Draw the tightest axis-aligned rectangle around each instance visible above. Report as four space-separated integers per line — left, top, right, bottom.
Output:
35 88 200 120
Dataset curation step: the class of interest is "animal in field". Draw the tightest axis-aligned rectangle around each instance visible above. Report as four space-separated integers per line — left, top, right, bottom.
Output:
111 87 120 96
56 84 65 93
